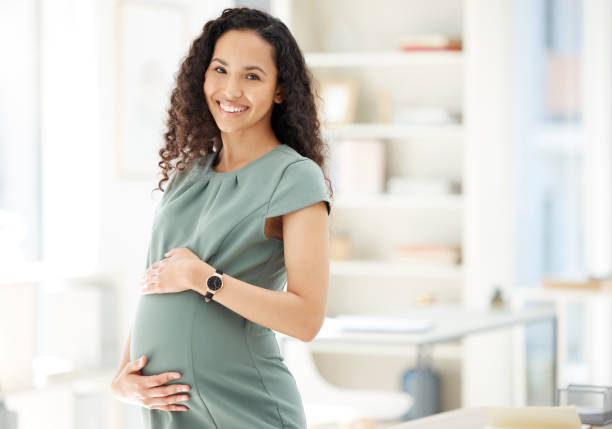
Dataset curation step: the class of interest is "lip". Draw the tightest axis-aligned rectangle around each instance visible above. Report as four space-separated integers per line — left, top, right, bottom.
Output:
215 100 250 117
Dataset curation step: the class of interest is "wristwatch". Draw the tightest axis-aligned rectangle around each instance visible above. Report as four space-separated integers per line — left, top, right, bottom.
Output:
204 268 224 302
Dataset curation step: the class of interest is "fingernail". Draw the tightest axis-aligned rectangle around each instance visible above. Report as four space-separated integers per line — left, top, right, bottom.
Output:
174 373 181 379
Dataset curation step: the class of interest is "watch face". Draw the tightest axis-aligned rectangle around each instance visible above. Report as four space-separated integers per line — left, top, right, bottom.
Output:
207 275 223 291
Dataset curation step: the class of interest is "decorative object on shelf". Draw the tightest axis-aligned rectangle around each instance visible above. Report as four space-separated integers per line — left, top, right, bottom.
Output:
416 292 436 307
330 232 352 260
391 244 461 266
543 276 612 291
317 78 359 124
490 286 506 309
399 34 462 52
391 106 461 125
333 139 385 196
557 385 612 426
387 177 461 196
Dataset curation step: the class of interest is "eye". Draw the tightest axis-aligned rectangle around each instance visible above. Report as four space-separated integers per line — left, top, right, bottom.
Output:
214 66 226 73
246 73 260 81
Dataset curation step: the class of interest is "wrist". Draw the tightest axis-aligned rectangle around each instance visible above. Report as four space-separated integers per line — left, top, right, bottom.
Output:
190 259 215 295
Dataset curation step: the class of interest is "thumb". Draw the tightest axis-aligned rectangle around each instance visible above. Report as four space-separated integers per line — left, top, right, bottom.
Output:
129 355 146 371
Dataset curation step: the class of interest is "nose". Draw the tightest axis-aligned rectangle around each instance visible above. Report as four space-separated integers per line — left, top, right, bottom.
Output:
222 75 243 99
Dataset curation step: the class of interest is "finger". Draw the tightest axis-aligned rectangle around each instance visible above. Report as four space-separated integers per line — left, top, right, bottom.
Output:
144 393 190 408
149 384 191 398
128 356 146 372
142 372 182 388
141 281 157 294
150 404 189 412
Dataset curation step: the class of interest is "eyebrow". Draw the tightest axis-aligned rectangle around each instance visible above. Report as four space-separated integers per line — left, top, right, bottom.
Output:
210 57 267 75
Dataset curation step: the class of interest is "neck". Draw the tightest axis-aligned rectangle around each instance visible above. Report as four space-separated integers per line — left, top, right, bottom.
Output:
215 124 280 171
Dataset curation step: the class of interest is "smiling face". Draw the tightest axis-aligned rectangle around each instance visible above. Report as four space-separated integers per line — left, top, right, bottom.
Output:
203 29 283 134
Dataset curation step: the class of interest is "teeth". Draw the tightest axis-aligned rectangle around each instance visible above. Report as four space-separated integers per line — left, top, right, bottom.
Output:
219 102 248 113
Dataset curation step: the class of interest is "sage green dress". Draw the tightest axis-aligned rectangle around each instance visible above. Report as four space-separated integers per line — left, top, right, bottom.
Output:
130 143 331 429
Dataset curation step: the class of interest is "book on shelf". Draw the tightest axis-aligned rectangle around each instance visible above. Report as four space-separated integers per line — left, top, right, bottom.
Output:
543 276 612 291
398 34 462 52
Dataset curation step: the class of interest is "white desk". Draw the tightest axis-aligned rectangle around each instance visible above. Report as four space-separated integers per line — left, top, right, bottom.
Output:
387 407 487 428
387 406 589 429
279 304 557 420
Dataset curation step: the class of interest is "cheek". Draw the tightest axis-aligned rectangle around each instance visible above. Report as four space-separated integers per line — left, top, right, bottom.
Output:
203 73 218 97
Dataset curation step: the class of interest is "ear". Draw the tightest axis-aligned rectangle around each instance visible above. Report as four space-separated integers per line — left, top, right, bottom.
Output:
274 85 284 104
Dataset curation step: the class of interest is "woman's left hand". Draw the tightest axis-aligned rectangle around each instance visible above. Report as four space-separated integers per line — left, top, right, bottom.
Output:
140 247 208 295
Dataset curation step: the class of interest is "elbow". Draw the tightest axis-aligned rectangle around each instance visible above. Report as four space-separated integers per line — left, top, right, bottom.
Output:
300 316 324 342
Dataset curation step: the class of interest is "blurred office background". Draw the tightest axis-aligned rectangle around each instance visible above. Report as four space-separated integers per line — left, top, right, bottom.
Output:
1 0 611 428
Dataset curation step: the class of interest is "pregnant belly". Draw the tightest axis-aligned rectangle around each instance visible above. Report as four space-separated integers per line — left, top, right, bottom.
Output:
130 289 249 379
130 290 197 378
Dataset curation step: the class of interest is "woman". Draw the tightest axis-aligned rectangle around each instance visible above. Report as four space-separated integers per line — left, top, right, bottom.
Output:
109 7 333 429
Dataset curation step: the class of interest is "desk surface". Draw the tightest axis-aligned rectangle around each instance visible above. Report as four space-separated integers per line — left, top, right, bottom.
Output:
309 304 556 348
388 407 487 428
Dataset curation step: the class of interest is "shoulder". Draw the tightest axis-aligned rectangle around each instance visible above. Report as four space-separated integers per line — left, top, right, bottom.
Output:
274 145 325 180
266 145 330 217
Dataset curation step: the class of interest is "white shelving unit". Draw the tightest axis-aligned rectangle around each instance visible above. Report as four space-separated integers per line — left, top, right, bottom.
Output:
279 0 465 307
274 0 466 413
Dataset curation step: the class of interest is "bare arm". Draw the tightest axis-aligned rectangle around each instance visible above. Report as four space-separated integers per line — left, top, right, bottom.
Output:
190 201 330 342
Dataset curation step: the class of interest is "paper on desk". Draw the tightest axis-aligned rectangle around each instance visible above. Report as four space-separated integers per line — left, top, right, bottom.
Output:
332 314 434 333
483 405 581 429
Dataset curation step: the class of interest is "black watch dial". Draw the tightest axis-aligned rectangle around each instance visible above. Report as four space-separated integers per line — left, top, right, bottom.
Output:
207 275 223 291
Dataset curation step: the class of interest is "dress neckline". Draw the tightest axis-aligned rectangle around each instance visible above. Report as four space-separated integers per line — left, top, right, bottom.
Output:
209 144 284 176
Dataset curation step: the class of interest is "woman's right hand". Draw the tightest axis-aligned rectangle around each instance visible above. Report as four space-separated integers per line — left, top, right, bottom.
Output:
110 355 191 412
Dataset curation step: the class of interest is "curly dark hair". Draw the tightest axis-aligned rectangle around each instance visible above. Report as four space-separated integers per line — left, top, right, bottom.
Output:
153 6 333 203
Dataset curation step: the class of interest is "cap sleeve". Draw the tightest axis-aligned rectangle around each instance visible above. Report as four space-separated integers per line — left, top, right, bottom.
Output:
266 159 331 218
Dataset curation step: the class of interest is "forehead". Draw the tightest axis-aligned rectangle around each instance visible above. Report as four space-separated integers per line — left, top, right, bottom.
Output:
212 29 276 69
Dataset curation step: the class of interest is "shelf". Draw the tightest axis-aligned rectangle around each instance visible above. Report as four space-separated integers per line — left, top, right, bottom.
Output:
331 259 463 280
322 122 463 140
333 193 463 210
305 50 464 68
